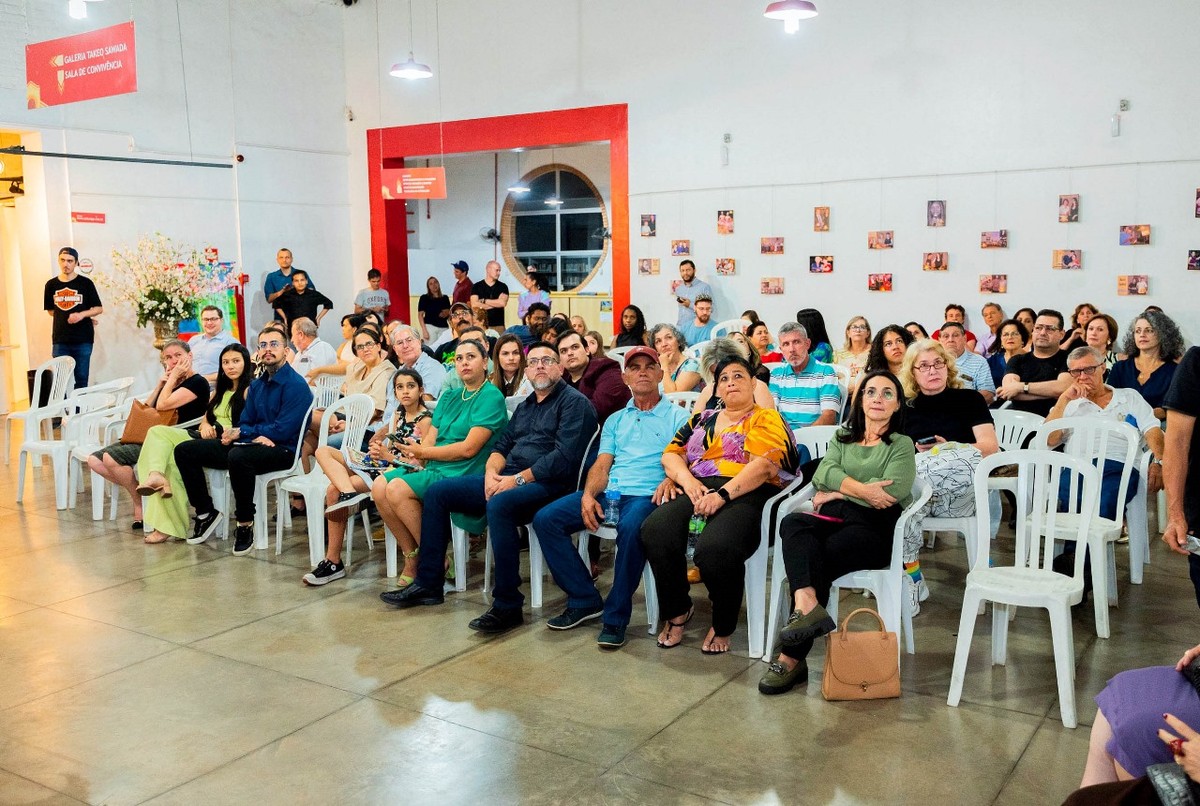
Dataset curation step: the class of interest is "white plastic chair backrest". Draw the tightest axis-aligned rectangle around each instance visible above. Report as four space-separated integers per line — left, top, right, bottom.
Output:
286 399 318 465
605 346 635 368
992 409 1044 452
578 428 601 490
328 393 374 456
75 402 126 450
764 362 784 372
61 392 117 443
971 449 1098 575
30 356 76 409
683 340 710 363
1029 416 1139 519
666 391 700 410
312 374 343 409
890 478 934 572
505 394 528 416
710 318 749 339
793 424 839 462
70 377 135 405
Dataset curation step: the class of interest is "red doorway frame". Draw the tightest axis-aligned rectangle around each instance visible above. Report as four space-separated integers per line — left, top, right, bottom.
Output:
367 104 629 332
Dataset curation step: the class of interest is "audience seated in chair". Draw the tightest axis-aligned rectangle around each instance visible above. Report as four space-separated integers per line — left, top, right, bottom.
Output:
768 321 841 428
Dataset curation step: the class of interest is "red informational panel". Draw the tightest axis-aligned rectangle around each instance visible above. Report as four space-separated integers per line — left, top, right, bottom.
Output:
380 166 447 199
26 22 137 108
71 211 106 224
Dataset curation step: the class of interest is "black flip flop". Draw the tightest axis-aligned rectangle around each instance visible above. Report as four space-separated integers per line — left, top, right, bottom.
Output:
656 607 694 649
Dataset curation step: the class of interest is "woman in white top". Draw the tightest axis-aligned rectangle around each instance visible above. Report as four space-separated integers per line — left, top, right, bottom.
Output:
833 316 872 382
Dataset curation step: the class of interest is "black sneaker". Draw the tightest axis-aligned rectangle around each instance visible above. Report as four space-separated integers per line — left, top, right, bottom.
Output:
546 604 604 631
596 623 628 649
232 524 254 556
187 511 220 545
379 583 444 608
303 559 345 586
325 492 367 516
469 607 523 634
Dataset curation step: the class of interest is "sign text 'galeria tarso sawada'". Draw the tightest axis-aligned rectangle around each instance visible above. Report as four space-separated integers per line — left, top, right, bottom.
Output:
26 21 137 109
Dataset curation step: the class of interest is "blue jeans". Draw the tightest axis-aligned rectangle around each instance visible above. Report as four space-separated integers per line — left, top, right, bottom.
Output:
532 492 657 628
52 342 93 390
416 473 557 610
1057 459 1138 521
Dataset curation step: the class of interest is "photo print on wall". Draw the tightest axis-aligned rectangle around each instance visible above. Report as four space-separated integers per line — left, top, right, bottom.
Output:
1118 275 1149 296
716 258 736 275
1119 225 1151 245
1052 250 1082 269
979 274 1008 293
640 215 656 237
760 277 784 295
1195 189 1200 218
922 252 948 271
814 206 830 232
927 200 946 227
760 237 784 254
717 210 734 234
671 240 691 257
981 230 1008 248
1059 194 1080 223
867 230 894 249
637 258 660 276
868 273 893 292
1188 250 1200 271
810 255 833 273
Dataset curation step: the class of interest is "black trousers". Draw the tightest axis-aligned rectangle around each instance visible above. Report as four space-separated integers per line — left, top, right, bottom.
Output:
778 498 901 661
639 476 775 637
174 439 295 523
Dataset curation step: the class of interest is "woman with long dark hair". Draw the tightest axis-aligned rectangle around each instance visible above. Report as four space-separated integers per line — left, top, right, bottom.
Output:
795 308 833 363
490 333 532 397
615 305 650 348
418 276 451 344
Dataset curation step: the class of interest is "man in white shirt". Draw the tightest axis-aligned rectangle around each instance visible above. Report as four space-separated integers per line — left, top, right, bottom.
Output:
190 305 238 384
289 317 338 381
390 324 446 402
938 322 995 404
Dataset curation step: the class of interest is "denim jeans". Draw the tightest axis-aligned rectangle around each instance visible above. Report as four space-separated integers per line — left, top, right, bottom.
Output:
532 492 657 628
52 342 93 390
415 473 557 610
1057 459 1138 521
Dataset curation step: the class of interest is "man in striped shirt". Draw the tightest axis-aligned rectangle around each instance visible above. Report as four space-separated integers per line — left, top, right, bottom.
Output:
768 321 841 429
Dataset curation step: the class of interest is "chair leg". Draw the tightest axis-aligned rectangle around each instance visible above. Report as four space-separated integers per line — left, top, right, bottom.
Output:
52 448 69 510
90 468 105 520
253 483 269 550
449 525 468 593
901 584 915 655
1048 602 1079 729
3 417 10 465
16 448 27 503
307 496 325 567
1091 543 1111 640
1106 543 1118 608
990 604 1010 666
381 514 397 578
642 562 658 634
763 543 787 662
744 549 767 659
529 527 544 609
947 589 983 708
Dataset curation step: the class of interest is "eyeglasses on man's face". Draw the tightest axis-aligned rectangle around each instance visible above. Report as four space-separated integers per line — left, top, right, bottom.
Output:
1067 364 1102 377
258 340 285 350
527 356 559 367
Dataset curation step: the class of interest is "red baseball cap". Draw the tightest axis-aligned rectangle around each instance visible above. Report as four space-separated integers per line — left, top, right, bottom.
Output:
622 346 660 366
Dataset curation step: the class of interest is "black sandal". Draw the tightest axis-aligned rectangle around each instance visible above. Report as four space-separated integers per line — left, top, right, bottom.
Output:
656 607 694 649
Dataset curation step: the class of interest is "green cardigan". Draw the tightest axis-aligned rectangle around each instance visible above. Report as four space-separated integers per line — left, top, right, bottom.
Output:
813 433 917 509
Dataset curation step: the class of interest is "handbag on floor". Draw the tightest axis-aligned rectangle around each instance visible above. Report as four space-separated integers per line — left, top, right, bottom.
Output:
821 608 901 701
119 399 178 445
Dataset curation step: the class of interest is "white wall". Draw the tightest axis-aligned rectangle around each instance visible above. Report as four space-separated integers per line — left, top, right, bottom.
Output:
342 0 1200 342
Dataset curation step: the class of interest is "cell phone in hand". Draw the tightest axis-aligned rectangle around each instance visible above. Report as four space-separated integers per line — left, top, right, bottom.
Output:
915 436 938 446
1186 533 1200 556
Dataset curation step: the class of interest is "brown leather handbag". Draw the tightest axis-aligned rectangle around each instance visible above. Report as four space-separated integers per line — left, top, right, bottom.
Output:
119 399 178 445
821 608 901 701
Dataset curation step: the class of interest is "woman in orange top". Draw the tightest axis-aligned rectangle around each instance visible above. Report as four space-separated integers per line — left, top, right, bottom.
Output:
640 353 799 655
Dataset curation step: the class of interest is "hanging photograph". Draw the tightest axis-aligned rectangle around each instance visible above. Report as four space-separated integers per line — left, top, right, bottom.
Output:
981 230 1008 248
979 274 1008 293
1188 250 1200 271
1059 194 1080 223
760 276 784 295
867 230 894 249
640 215 656 237
1118 275 1149 296
1119 225 1151 245
716 257 737 275
868 273 893 292
1052 249 1082 269
814 206 830 232
637 258 660 276
758 236 787 255
717 210 734 234
927 200 946 227
671 239 691 257
1195 189 1200 218
922 252 948 271
809 255 834 273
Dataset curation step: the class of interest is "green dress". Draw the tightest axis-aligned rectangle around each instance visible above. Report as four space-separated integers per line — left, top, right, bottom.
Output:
384 381 508 532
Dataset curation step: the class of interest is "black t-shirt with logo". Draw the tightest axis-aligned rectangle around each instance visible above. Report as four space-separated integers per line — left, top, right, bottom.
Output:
1165 347 1200 534
1004 350 1068 415
471 279 509 328
44 275 102 344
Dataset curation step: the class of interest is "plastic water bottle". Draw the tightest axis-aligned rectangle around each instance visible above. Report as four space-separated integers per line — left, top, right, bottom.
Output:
603 478 621 527
687 512 707 563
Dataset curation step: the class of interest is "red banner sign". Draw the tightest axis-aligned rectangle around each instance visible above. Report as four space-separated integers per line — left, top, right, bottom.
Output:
26 22 137 108
381 167 447 199
71 211 106 224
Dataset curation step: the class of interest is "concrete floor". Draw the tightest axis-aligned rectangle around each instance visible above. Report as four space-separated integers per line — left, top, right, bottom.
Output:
0 448 1193 805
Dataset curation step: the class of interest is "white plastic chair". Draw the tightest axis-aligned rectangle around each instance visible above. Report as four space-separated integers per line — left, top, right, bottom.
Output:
16 391 115 510
665 391 700 410
4 356 75 465
344 509 399 578
504 394 528 416
312 374 343 409
683 341 710 364
830 364 851 422
275 394 373 563
992 409 1044 453
249 398 316 550
67 400 127 516
710 318 749 339
69 376 135 406
1029 416 1141 638
605 347 635 368
947 449 1100 729
1124 446 1155 585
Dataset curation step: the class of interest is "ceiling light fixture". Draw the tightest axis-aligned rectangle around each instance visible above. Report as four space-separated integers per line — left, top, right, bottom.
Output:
763 0 818 34
507 150 530 194
68 0 87 19
390 0 432 80
544 149 562 206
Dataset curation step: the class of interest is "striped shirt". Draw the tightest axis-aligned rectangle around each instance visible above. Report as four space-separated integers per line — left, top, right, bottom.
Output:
769 360 841 428
952 349 996 396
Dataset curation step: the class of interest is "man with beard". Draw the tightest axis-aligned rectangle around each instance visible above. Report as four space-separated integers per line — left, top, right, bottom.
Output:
505 302 550 347
997 308 1072 416
674 259 713 327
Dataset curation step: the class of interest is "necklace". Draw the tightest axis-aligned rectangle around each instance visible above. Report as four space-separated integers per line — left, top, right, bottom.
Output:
461 383 483 402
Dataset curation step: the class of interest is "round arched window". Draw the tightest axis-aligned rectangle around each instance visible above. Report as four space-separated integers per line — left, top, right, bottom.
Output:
500 163 609 292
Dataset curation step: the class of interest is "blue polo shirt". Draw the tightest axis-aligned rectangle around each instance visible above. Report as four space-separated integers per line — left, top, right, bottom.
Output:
599 395 691 497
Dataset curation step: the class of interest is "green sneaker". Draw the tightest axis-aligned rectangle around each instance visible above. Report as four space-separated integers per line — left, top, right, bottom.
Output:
758 660 808 695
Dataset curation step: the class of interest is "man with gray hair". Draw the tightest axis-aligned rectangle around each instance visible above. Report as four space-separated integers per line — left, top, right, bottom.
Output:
289 317 337 381
768 321 840 429
390 324 446 401
937 321 995 404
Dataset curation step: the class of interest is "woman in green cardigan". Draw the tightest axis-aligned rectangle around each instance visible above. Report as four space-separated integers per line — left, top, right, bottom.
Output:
758 369 916 695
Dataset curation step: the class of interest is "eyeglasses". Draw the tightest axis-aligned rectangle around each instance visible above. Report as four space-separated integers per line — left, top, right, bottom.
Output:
257 340 285 350
451 310 471 319
848 325 868 332
1033 324 1061 332
914 360 947 373
393 337 418 348
355 341 379 350
862 387 896 400
1067 364 1103 377
201 316 221 322
527 357 559 367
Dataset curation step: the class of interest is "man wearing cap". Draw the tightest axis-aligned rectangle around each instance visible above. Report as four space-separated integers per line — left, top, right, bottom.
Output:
470 259 511 330
450 261 473 306
558 330 630 426
530 346 691 648
680 293 716 346
437 301 477 367
674 259 713 329
44 246 103 389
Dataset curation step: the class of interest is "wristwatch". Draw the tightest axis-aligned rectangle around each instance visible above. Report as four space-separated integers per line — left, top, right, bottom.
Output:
1023 383 1029 394
515 474 527 486
716 488 732 503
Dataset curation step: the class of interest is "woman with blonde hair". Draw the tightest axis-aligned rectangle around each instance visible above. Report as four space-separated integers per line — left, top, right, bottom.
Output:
834 316 872 381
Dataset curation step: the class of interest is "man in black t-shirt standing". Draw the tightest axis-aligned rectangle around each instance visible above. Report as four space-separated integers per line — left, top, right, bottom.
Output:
995 308 1071 416
43 247 103 389
470 260 510 330
272 270 334 334
1163 347 1200 607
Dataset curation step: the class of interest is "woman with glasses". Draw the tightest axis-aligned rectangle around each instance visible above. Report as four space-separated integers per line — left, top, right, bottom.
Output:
1108 310 1185 419
897 339 998 611
758 370 915 695
302 326 396 464
834 316 872 381
987 318 1030 387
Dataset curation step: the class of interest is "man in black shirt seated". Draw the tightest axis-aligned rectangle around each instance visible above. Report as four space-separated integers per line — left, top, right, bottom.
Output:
996 308 1071 416
380 342 598 633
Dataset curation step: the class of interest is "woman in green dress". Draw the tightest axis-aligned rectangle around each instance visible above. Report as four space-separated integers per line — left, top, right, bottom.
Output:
371 338 509 587
136 344 252 544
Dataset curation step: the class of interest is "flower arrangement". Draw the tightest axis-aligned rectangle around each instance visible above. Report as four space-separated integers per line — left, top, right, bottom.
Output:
99 233 238 328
